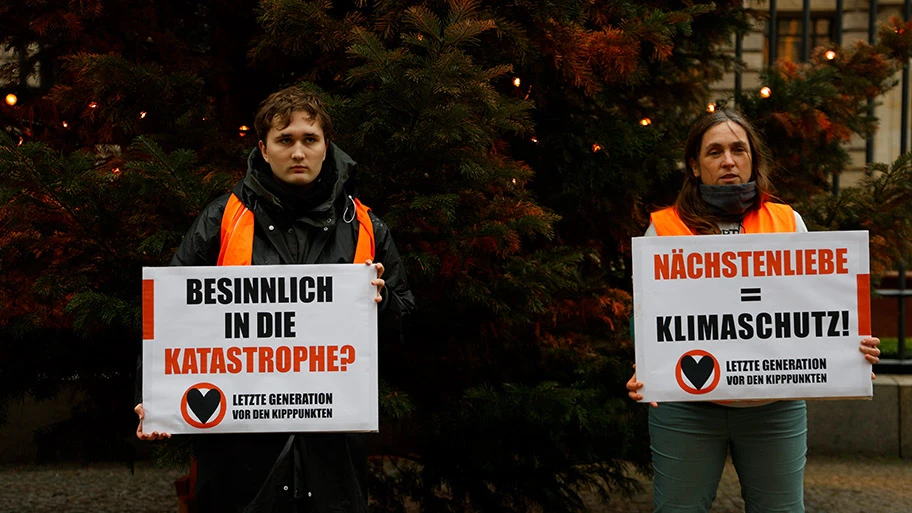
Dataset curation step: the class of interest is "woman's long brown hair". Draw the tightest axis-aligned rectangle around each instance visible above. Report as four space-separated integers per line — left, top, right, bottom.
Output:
673 109 775 234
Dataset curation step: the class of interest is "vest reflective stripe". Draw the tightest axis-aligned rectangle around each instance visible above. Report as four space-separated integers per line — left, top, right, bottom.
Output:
650 202 796 236
217 193 375 265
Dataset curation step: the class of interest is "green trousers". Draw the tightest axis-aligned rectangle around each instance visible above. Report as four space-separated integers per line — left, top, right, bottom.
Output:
649 400 807 513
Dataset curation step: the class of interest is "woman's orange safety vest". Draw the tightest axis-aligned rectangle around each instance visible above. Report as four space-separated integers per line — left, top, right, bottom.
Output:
650 202 796 236
650 201 795 408
217 193 375 265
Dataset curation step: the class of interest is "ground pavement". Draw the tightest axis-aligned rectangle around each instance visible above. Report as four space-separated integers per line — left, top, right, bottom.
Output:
591 455 912 513
0 455 909 513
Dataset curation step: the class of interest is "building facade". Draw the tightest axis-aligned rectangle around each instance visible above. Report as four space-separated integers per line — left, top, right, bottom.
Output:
720 1 912 188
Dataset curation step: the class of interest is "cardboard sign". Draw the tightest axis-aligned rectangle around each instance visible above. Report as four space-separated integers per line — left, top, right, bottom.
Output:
632 231 872 403
141 264 378 433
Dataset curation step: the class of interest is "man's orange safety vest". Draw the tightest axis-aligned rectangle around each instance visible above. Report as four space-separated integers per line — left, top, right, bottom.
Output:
217 193 375 265
649 202 796 236
171 194 374 508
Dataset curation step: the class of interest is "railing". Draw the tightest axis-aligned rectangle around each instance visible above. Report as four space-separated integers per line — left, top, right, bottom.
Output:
875 263 910 372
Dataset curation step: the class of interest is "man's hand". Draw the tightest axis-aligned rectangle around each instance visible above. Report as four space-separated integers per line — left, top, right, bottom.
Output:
365 259 385 303
135 403 171 441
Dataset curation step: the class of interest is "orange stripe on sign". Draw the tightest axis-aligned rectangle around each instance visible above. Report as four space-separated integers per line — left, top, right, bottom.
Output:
857 274 871 336
142 279 154 340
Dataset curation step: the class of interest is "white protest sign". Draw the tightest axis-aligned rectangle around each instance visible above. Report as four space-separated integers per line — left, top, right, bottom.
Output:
632 231 872 403
141 264 378 434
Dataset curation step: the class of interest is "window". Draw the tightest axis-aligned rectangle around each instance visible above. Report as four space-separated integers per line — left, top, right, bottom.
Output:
0 43 43 89
765 15 834 64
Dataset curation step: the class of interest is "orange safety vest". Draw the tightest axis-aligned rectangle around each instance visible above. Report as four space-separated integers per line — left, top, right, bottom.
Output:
174 194 374 508
650 202 796 236
217 193 375 265
651 202 795 408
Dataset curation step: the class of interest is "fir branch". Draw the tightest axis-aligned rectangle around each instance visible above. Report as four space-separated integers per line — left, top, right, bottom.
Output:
0 136 121 260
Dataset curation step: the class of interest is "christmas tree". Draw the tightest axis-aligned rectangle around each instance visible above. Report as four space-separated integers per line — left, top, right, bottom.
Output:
3 1 912 511
0 0 255 460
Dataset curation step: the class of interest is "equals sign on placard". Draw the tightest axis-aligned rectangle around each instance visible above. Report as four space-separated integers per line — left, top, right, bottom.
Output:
741 288 761 302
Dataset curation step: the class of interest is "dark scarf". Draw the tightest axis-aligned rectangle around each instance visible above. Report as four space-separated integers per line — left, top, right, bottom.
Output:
252 152 339 220
699 181 758 222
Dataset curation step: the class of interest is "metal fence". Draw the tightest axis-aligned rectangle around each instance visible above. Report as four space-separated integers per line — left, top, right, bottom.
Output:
733 0 909 371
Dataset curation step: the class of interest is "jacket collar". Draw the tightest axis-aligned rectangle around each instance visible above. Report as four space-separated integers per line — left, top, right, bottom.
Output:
236 142 358 229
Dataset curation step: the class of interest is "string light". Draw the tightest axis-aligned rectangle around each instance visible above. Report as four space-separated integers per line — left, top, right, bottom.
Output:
5 94 17 106
759 86 772 99
592 143 602 152
512 77 521 87
511 178 517 184
530 136 539 144
825 50 837 60
639 117 652 126
706 103 716 113
140 111 147 119
62 121 69 128
239 125 250 137
88 101 98 109
112 167 122 175
18 137 24 146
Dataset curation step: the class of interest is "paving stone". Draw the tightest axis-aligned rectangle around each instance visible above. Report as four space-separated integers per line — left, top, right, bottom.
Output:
0 455 909 512
595 455 912 513
0 462 182 513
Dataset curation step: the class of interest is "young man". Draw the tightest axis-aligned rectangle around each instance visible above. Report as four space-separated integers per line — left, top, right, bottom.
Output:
135 86 415 512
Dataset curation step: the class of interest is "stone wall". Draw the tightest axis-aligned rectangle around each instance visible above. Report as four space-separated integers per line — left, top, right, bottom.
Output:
807 374 912 458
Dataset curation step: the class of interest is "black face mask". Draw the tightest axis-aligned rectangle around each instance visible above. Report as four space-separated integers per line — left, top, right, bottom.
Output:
699 181 757 220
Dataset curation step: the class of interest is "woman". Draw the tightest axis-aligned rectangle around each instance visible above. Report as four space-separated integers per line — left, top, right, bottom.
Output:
626 109 881 513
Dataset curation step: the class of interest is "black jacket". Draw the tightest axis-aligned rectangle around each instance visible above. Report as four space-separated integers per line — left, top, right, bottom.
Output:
141 143 414 513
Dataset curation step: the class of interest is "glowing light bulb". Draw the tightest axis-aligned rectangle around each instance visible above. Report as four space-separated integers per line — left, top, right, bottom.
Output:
825 50 837 60
530 136 539 144
140 111 147 119
5 94 17 106
62 121 69 128
511 178 517 184
639 117 652 126
759 86 772 98
592 143 602 152
706 103 716 113
239 125 250 137
513 77 521 87
88 102 98 109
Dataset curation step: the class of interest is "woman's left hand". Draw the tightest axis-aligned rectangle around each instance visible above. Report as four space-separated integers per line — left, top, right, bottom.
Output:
859 336 881 380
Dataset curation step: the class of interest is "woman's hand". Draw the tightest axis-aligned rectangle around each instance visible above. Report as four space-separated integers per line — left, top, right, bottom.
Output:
859 337 881 380
365 259 385 304
626 365 658 408
135 403 171 441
